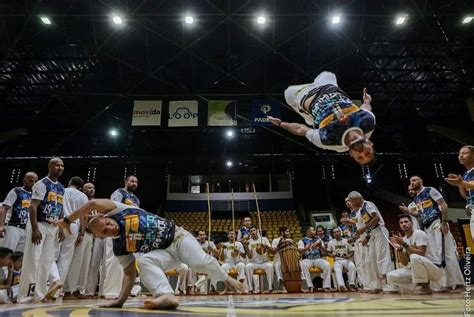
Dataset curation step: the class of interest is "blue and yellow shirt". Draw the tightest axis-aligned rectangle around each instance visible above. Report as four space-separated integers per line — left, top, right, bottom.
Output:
412 187 444 227
32 177 65 223
2 187 31 228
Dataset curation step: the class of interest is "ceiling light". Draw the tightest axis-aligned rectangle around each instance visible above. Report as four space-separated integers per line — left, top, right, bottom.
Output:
40 16 51 25
108 128 119 137
257 16 266 24
226 160 233 167
112 16 123 24
462 16 473 24
331 15 341 24
226 130 234 138
185 16 194 24
395 15 407 25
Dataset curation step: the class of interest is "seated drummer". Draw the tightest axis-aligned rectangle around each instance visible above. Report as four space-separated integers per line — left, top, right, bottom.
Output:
243 227 274 293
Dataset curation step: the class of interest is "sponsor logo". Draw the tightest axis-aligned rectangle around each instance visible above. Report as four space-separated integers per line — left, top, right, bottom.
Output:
170 107 198 120
133 108 161 117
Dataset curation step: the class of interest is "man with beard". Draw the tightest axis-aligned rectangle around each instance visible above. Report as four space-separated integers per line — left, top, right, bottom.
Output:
269 226 292 290
387 215 443 294
0 172 38 252
53 199 243 310
298 226 331 292
445 145 474 242
18 158 65 303
244 227 273 293
267 71 376 165
219 230 247 294
348 191 396 293
327 227 357 292
111 175 140 207
400 176 464 292
399 186 421 231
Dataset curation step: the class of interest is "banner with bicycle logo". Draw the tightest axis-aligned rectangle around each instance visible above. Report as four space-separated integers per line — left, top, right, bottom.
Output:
168 101 199 127
250 100 281 126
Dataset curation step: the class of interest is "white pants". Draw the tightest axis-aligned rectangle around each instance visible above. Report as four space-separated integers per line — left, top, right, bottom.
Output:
245 262 274 292
387 254 443 290
18 221 58 301
300 258 331 289
425 220 464 288
222 262 246 282
0 226 26 252
137 228 229 297
64 232 93 293
273 260 283 282
353 239 369 289
334 259 356 287
174 263 192 293
366 227 394 290
102 238 123 297
50 222 80 285
85 237 106 295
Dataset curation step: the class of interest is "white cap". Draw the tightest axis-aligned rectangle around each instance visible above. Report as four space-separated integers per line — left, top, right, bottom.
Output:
284 71 338 126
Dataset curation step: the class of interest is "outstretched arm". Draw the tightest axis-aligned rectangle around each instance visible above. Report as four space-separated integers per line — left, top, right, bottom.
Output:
267 116 310 136
360 88 372 111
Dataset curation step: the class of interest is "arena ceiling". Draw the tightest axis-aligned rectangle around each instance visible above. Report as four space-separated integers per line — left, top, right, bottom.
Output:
0 0 473 168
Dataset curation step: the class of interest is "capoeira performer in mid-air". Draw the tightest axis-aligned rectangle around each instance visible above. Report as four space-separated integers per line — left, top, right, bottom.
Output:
267 71 375 165
54 199 244 309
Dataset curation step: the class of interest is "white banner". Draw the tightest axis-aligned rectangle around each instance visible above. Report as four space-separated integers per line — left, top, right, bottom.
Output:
132 100 162 126
168 100 199 127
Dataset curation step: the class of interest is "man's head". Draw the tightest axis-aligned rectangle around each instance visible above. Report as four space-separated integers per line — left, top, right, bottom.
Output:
83 183 95 199
125 175 138 192
279 226 291 239
408 185 416 198
344 197 353 210
316 225 326 237
249 227 259 239
242 217 252 228
228 230 236 241
0 247 13 267
409 176 423 192
347 191 364 209
398 214 413 233
10 252 23 270
306 226 316 238
332 227 342 239
197 230 207 242
23 172 38 191
459 145 474 168
48 157 64 179
87 215 120 238
68 176 84 190
348 138 375 166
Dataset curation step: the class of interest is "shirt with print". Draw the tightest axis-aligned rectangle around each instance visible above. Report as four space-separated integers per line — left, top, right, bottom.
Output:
412 187 443 227
109 202 175 258
463 168 474 207
338 224 352 239
2 187 32 228
111 188 140 207
32 177 65 223
248 237 271 264
357 200 384 235
222 241 245 264
327 238 353 261
298 236 323 260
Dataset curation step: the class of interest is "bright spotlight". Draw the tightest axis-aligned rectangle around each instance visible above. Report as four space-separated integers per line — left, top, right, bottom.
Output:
395 15 407 25
331 15 341 24
226 160 233 167
226 130 234 138
112 16 123 24
257 16 266 24
40 16 52 25
185 16 194 24
462 16 473 24
109 128 119 137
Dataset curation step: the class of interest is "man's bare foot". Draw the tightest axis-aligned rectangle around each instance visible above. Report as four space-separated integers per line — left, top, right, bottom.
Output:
224 277 245 293
63 292 76 300
42 281 63 302
338 286 347 292
144 294 179 310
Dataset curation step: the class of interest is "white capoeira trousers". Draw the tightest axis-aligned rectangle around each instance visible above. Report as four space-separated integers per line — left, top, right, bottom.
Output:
245 262 274 292
300 258 331 289
424 219 464 288
222 262 246 281
50 223 80 285
64 231 94 293
366 226 394 290
387 254 443 290
334 259 356 287
174 263 192 293
18 221 58 301
0 226 26 252
273 260 283 282
102 238 124 298
85 237 106 296
353 239 370 289
137 228 229 297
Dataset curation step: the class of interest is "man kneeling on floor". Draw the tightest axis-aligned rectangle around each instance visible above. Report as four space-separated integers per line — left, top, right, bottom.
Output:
387 214 442 295
54 199 244 309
